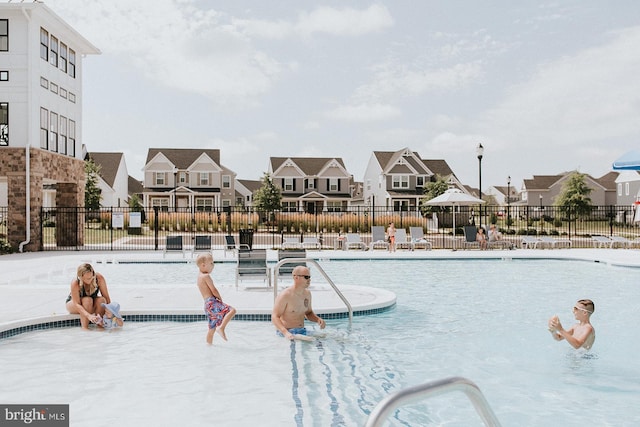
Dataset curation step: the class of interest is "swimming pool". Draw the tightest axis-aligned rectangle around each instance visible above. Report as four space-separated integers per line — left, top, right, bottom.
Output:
2 259 640 426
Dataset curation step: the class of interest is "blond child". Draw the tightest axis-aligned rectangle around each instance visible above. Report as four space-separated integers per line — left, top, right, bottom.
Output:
548 299 595 350
94 302 124 329
196 253 236 344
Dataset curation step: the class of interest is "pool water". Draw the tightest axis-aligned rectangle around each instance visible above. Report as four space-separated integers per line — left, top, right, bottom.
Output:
2 259 640 426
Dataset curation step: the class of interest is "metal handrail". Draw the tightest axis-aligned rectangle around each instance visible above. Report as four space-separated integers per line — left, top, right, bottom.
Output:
273 258 353 326
364 376 501 427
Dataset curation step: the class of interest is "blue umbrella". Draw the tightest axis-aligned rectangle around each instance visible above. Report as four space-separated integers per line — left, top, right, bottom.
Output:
612 150 640 170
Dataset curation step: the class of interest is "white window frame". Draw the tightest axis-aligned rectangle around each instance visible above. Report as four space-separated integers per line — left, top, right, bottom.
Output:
326 201 342 212
392 175 409 189
152 198 169 211
307 178 315 189
329 178 338 192
196 198 214 211
282 201 297 212
199 172 209 186
222 175 231 188
416 176 426 187
178 171 187 184
625 182 630 196
155 172 165 186
284 178 293 191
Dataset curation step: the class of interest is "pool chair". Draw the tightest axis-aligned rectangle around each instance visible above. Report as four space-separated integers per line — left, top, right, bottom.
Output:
281 236 302 250
610 236 634 248
591 235 614 248
164 235 185 258
345 233 368 250
235 248 271 289
394 228 414 251
369 226 390 251
301 236 321 250
410 227 432 251
224 235 250 257
538 235 572 249
277 248 307 277
191 235 212 256
520 236 542 249
462 226 480 250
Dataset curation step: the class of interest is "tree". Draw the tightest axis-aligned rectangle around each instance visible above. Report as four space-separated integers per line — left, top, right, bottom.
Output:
84 158 102 210
253 173 282 214
419 175 450 216
555 171 593 219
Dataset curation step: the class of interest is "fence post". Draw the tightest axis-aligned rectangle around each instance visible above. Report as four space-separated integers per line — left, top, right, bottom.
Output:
154 206 159 250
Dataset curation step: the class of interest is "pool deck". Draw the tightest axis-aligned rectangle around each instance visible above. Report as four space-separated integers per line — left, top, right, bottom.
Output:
1 247 639 335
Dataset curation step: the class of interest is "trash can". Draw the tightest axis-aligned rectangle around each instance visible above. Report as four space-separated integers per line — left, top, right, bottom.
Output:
239 228 254 250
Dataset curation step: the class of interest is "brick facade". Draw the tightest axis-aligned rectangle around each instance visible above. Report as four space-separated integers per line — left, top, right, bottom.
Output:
0 148 85 251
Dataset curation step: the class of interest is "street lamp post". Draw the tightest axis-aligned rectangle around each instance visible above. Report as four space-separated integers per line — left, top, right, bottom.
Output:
507 176 511 230
539 194 543 233
476 143 484 229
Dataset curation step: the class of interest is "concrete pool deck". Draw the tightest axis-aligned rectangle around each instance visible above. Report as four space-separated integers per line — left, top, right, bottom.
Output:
1 247 639 336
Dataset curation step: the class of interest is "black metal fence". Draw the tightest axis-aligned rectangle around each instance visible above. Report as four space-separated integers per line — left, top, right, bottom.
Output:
28 204 639 251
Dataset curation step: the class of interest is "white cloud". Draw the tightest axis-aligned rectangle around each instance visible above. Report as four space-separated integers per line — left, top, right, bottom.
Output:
325 103 401 122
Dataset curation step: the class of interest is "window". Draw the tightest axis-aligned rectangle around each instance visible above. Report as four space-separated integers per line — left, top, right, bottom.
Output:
59 43 68 72
625 182 630 196
68 120 75 156
40 28 49 61
68 49 76 78
0 71 8 81
222 200 230 208
50 82 58 94
178 171 187 184
366 179 371 191
392 175 409 189
152 198 169 211
49 112 58 152
199 172 209 186
50 36 58 67
68 92 76 103
222 175 230 188
0 103 7 146
40 107 49 149
282 201 297 212
284 178 293 191
59 116 67 155
0 20 8 51
59 88 67 99
196 198 213 212
329 178 339 191
326 201 342 212
40 76 48 89
155 172 166 186
393 200 410 211
307 178 315 189
416 176 425 187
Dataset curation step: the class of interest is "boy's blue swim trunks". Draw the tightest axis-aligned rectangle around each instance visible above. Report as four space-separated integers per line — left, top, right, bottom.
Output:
277 327 307 337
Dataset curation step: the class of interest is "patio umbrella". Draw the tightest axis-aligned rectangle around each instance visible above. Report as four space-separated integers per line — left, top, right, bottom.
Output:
612 150 640 170
425 188 485 250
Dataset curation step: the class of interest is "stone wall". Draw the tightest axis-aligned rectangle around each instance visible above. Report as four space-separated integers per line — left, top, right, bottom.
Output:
0 148 85 251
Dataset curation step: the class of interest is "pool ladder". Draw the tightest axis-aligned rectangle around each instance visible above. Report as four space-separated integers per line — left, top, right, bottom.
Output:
273 258 353 326
364 376 502 427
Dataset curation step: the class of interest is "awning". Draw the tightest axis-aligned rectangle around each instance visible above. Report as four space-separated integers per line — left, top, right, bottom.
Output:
612 150 640 170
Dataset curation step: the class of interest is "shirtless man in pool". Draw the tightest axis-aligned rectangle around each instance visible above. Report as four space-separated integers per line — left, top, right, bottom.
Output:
548 299 595 350
272 265 325 340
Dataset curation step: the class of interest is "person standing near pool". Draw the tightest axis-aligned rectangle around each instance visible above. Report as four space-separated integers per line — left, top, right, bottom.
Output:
272 265 325 340
196 252 236 345
387 222 396 252
548 299 595 350
65 263 113 329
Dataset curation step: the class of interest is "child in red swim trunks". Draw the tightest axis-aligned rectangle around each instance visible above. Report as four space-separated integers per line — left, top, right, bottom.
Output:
196 253 236 345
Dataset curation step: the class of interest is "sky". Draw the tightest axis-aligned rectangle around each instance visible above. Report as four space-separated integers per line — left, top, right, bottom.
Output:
44 0 640 191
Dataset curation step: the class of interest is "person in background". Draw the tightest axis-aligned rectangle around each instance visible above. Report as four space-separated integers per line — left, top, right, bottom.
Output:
65 263 113 329
476 227 488 250
387 222 397 252
548 299 595 350
196 252 236 345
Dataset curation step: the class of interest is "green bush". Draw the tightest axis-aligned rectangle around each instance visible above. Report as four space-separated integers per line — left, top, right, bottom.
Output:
0 239 13 254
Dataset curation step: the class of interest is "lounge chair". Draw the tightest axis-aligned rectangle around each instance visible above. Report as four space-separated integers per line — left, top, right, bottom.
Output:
345 233 367 250
521 236 542 249
224 235 250 257
610 236 633 248
409 227 432 251
462 225 480 249
191 235 212 256
235 248 271 289
369 226 390 251
538 236 571 249
281 236 301 250
277 248 307 277
301 236 321 250
394 228 414 250
163 235 185 258
591 235 614 248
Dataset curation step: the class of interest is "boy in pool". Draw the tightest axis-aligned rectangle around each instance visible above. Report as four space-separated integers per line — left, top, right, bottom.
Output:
548 299 595 350
95 302 124 329
196 253 236 345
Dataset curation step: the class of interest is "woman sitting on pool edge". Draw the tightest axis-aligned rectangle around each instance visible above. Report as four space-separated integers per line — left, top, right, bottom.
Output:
65 263 114 329
548 299 595 350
